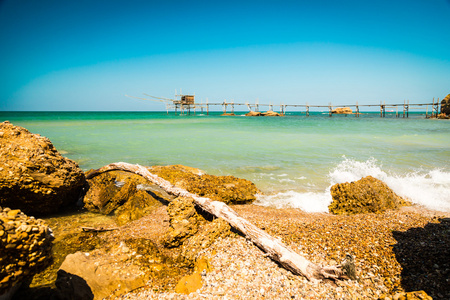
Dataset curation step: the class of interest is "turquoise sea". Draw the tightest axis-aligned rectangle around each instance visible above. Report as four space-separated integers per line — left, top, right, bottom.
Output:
2 111 449 212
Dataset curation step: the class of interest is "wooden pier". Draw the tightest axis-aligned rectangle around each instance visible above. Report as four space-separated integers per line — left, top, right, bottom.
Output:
172 98 442 118
126 93 443 118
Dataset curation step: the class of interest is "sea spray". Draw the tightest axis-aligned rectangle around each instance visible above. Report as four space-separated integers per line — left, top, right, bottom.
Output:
256 157 450 212
255 191 332 212
330 157 450 212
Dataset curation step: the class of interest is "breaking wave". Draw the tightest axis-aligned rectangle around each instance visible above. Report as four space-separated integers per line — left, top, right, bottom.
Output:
256 157 450 212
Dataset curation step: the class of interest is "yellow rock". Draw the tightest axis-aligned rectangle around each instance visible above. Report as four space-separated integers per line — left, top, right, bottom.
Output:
194 257 211 273
175 272 203 294
175 257 211 294
7 210 20 217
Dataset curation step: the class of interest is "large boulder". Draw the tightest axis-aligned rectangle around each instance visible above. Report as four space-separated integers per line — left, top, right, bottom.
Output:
56 243 149 300
0 121 86 216
329 176 409 215
440 94 450 115
150 165 261 205
83 171 164 224
0 207 54 299
163 197 231 266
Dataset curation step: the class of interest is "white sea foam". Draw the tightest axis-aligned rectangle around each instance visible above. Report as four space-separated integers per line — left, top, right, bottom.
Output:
330 157 450 212
256 157 450 213
255 191 332 213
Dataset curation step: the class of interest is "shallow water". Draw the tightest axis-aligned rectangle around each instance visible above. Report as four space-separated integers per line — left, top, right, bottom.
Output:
2 111 449 212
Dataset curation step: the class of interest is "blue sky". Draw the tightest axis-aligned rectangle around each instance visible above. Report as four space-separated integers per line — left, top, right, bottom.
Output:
1 0 449 111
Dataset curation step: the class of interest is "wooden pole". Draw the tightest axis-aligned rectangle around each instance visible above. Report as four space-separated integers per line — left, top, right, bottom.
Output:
87 162 353 283
407 100 409 118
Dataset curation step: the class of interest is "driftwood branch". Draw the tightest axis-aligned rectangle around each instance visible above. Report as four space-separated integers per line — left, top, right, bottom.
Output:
81 227 118 232
87 162 351 282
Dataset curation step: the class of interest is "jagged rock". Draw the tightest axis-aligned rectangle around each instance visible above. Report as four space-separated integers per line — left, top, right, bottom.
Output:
245 111 262 116
329 176 409 215
150 165 260 205
0 207 54 299
332 107 353 114
163 197 206 248
441 94 450 115
114 188 163 226
179 218 230 265
261 111 282 116
83 171 164 224
0 121 86 216
82 172 120 213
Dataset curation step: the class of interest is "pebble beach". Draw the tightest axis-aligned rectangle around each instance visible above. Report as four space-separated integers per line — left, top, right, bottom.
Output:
112 204 449 300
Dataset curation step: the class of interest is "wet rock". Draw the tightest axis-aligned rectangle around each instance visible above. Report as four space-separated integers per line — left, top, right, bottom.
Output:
329 176 409 215
150 165 260 205
0 207 54 299
332 107 353 114
0 121 86 216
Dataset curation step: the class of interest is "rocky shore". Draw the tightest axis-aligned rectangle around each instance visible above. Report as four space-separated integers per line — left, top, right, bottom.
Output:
111 205 447 300
1 121 449 300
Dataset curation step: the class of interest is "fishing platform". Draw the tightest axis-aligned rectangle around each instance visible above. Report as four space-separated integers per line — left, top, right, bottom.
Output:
126 92 446 118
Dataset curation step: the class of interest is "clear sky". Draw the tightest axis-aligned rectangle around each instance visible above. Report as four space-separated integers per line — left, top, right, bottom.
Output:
1 0 449 111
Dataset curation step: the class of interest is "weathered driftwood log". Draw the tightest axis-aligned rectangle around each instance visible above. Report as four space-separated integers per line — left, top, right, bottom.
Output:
87 162 350 282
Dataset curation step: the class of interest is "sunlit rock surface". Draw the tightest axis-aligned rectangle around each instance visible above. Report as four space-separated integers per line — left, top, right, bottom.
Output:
0 121 86 216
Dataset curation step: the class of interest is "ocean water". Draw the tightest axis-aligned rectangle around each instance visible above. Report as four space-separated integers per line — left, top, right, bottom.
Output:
2 111 449 212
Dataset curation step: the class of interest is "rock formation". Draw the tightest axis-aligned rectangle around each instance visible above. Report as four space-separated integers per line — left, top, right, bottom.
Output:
261 111 282 116
83 170 164 225
332 107 353 114
57 243 150 300
0 207 54 299
149 165 260 205
0 121 86 216
245 111 262 116
245 111 283 116
329 176 409 215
